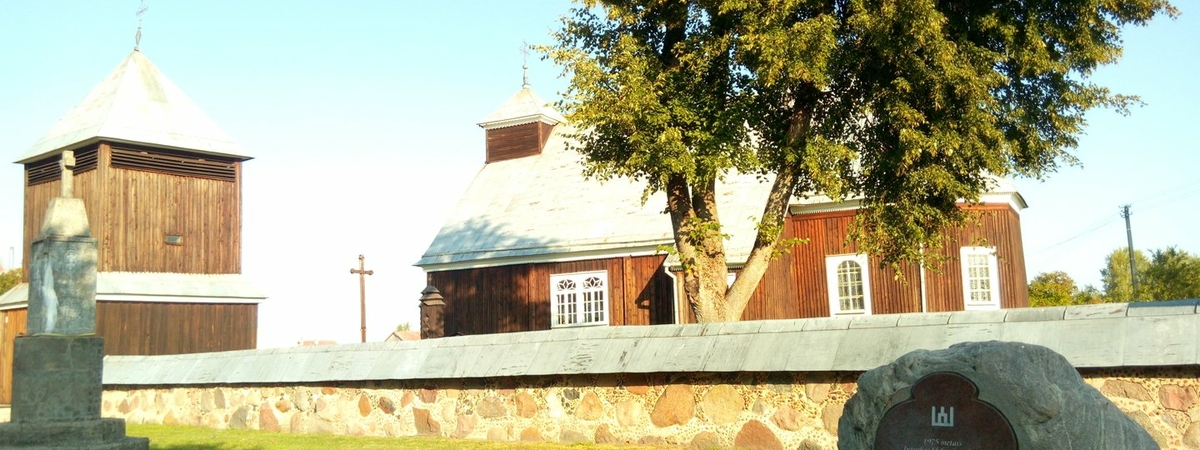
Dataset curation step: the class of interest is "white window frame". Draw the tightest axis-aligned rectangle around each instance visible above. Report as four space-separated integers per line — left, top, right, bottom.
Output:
961 246 1001 310
550 270 609 328
825 254 872 316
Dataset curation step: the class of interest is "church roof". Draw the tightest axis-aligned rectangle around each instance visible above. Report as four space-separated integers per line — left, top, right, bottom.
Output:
15 50 249 164
477 84 567 130
415 124 773 271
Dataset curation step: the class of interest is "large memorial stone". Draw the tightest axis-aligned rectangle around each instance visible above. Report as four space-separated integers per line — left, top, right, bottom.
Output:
0 150 148 449
839 341 1157 450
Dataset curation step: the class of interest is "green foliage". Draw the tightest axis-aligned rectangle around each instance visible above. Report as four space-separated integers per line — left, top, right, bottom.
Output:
1028 271 1076 307
1101 247 1151 302
0 268 20 296
395 322 412 332
547 0 1174 320
1073 284 1105 305
1142 246 1200 301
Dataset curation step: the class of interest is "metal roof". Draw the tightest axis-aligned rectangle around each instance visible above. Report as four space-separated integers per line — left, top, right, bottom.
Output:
477 85 566 129
0 272 267 309
102 300 1200 385
415 124 774 270
15 50 249 164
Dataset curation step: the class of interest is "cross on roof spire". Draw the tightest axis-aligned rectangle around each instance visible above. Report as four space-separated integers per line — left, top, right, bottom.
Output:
135 0 148 51
521 41 530 88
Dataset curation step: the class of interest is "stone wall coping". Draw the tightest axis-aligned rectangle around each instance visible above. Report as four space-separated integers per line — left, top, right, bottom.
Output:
103 301 1200 386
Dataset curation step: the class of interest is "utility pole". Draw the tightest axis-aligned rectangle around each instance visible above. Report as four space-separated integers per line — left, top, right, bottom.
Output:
1120 205 1138 300
349 254 374 343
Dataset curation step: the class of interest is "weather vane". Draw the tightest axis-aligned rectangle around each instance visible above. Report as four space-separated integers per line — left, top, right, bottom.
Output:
521 40 530 88
135 0 148 51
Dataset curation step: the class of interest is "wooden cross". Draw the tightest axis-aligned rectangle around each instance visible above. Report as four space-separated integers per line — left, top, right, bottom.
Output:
60 150 76 198
349 254 374 343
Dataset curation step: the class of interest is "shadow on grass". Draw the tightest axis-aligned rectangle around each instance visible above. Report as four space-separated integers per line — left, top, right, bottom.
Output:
152 445 265 450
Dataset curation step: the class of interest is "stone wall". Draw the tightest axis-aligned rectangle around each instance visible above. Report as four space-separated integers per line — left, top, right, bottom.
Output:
103 367 1200 449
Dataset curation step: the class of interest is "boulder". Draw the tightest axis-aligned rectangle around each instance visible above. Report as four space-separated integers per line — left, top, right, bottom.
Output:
839 341 1158 449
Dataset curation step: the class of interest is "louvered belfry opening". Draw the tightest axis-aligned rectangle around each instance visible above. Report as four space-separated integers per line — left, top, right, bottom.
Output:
25 145 99 186
110 144 237 182
25 143 237 186
485 121 556 163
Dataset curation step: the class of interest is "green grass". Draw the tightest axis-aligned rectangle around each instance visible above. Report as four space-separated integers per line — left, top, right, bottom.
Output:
128 423 663 450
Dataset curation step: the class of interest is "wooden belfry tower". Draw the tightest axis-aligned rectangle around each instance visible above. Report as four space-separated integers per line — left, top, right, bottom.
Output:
0 48 265 401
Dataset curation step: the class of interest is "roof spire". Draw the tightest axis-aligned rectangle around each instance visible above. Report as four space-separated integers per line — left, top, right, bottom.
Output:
134 0 148 51
521 41 530 88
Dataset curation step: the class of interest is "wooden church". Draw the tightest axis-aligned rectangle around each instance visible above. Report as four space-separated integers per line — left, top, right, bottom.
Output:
0 49 265 402
417 79 1029 336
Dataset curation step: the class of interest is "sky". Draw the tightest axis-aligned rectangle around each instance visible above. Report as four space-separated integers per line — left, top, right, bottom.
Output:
0 1 1196 348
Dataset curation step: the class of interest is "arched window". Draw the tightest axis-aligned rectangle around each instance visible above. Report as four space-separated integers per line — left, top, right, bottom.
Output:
826 254 872 315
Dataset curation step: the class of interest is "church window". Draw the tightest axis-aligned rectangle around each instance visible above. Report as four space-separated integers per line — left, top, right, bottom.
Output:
551 271 609 327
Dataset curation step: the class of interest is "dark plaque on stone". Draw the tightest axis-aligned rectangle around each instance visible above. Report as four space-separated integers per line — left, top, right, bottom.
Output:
874 372 1017 450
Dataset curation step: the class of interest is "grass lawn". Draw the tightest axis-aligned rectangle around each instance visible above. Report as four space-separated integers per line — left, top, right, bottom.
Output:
128 423 665 450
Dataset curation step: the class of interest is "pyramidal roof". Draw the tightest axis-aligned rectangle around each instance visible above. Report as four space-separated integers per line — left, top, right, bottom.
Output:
477 83 566 130
15 50 249 164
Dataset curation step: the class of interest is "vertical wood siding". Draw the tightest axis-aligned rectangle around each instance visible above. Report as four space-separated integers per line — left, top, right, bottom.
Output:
0 308 28 404
95 302 258 355
485 122 553 163
678 203 1026 322
0 302 254 402
922 205 1030 311
427 254 674 336
22 143 241 276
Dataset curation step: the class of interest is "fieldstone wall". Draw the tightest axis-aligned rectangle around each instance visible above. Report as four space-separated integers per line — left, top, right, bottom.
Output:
103 367 1200 449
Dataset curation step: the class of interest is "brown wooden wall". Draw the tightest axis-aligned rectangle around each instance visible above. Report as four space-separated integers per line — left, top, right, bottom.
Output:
0 308 27 404
921 205 1030 310
485 122 555 163
428 254 674 336
0 301 256 402
95 301 258 355
22 142 242 278
677 203 1027 323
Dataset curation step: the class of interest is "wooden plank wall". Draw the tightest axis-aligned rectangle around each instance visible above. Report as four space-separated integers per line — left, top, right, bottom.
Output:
0 302 256 402
95 302 258 355
0 308 28 404
922 205 1030 310
486 122 548 163
23 143 241 276
428 254 674 336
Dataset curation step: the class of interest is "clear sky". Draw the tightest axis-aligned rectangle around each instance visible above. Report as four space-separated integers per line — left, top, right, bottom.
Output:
0 1 1195 348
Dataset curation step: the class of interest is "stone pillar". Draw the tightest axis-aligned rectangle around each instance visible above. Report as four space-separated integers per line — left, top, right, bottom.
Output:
419 286 446 339
0 170 148 449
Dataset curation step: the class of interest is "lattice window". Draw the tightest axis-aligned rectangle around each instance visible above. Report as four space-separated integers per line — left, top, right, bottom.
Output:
551 271 608 327
826 254 872 316
961 247 1001 310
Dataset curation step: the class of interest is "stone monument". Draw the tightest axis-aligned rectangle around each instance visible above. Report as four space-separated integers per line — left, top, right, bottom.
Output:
839 341 1157 449
0 150 149 449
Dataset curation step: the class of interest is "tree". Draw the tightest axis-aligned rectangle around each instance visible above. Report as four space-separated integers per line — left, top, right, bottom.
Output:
395 322 412 332
1142 246 1200 301
0 268 18 296
547 0 1175 322
1101 247 1151 302
1073 284 1104 305
1028 271 1076 307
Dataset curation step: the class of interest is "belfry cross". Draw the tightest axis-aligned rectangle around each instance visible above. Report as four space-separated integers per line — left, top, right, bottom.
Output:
349 254 374 343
